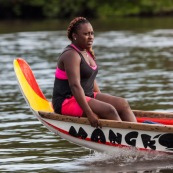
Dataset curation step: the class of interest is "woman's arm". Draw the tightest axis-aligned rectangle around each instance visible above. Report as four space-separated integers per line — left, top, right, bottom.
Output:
94 80 101 93
62 50 100 127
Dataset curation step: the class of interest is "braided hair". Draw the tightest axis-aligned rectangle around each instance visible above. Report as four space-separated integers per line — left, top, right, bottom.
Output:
67 17 96 60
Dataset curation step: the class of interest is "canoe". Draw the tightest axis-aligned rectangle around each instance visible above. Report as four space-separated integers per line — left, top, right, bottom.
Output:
13 58 173 154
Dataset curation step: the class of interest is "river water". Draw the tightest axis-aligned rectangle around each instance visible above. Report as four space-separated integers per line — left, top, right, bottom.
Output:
1 18 173 172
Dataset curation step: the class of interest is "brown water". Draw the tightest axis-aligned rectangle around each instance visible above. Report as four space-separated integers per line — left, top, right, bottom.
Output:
1 18 173 172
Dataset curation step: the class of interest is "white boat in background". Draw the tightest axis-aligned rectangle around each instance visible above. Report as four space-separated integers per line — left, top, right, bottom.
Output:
13 58 173 154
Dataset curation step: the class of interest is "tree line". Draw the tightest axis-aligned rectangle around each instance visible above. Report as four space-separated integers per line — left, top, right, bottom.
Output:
0 0 173 19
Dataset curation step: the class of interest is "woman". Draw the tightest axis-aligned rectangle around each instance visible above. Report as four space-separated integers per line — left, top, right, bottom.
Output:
52 17 137 128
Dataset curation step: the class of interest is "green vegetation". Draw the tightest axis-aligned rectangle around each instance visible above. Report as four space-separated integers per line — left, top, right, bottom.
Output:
0 0 173 19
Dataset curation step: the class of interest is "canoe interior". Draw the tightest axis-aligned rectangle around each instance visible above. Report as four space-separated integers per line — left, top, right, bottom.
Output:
39 110 173 132
133 110 173 125
39 109 173 125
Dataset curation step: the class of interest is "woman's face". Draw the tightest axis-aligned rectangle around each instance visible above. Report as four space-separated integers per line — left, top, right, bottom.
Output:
73 23 94 49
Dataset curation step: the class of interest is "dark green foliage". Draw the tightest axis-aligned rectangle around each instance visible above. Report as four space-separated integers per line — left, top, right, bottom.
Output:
0 0 173 19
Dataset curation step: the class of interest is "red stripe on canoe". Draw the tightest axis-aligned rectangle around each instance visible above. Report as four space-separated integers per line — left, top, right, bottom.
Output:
137 117 173 125
17 58 46 100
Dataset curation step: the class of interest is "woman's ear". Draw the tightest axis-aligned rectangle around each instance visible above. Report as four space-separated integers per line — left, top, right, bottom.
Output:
72 33 77 41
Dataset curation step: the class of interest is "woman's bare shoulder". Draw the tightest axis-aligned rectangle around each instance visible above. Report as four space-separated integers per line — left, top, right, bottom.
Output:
61 48 80 62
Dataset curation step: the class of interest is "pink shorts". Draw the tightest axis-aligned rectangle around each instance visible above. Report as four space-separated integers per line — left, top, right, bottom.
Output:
61 92 98 117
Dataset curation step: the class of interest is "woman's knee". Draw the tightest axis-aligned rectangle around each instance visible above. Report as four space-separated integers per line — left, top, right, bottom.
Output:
116 97 131 114
101 104 121 120
121 98 130 108
106 104 117 115
88 98 121 120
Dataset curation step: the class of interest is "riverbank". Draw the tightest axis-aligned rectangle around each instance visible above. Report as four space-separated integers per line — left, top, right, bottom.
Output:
0 17 173 34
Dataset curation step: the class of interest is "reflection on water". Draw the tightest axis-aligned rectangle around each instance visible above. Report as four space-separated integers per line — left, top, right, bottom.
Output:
1 19 173 172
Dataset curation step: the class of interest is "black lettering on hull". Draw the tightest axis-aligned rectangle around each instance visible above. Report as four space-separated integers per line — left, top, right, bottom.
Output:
125 131 138 146
91 129 106 143
109 130 122 144
68 126 173 153
69 126 88 139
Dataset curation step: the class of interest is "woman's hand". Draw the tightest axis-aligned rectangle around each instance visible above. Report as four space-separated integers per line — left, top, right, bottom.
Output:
87 112 102 128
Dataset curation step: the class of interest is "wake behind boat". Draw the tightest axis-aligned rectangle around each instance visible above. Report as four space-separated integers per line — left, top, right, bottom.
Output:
13 58 173 154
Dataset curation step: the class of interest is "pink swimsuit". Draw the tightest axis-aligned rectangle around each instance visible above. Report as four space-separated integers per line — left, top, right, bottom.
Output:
61 92 97 117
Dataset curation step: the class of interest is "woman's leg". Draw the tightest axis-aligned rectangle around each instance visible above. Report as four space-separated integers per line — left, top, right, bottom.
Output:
87 98 122 121
95 93 137 122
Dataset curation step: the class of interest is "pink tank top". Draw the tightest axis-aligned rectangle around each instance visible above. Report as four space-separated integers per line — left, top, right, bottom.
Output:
55 44 97 79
